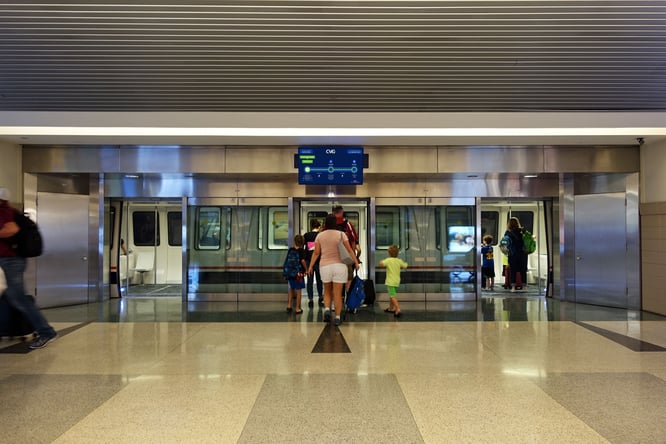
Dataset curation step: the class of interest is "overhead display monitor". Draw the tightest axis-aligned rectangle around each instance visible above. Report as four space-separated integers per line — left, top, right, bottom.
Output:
297 146 364 185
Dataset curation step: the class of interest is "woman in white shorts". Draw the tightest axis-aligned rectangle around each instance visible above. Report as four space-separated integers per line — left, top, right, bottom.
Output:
307 214 359 326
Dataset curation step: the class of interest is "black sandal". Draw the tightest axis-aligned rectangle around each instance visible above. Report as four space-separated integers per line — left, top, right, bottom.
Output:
286 307 292 312
384 308 395 313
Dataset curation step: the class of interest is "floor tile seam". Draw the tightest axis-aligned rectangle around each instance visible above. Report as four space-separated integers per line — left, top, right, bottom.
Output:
582 320 666 348
387 372 427 444
575 321 666 352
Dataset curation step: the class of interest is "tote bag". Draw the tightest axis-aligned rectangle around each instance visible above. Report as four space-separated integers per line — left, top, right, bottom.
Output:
337 232 354 265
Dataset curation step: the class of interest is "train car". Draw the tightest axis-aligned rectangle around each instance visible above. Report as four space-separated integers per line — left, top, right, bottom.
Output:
107 196 551 302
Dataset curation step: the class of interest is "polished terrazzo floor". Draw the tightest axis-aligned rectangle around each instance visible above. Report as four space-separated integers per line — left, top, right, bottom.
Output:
1 296 666 443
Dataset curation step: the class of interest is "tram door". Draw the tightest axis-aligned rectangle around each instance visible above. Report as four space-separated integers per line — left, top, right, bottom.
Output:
299 201 368 279
122 202 182 296
574 193 631 308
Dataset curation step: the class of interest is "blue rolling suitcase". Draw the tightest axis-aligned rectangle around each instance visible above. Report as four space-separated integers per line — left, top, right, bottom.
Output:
345 275 366 313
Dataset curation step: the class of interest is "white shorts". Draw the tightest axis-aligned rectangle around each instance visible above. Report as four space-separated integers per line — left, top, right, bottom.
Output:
319 263 348 283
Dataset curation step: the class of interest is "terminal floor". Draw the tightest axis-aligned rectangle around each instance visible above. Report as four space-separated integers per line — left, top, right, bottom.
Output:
2 296 666 443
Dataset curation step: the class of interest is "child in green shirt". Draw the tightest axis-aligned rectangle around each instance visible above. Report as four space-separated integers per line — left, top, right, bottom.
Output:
380 244 408 318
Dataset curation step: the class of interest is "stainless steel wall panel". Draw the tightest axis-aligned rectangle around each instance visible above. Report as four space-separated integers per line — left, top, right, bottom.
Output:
90 175 103 302
118 146 225 173
36 192 90 308
574 193 628 307
23 146 119 173
365 147 437 174
22 173 38 298
24 145 639 175
574 173 627 195
438 147 544 173
626 173 641 310
561 174 576 301
544 146 639 173
375 197 475 206
225 147 292 174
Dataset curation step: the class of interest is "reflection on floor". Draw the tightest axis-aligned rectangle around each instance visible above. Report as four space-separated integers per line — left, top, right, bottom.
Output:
40 295 665 324
121 284 182 298
2 296 665 443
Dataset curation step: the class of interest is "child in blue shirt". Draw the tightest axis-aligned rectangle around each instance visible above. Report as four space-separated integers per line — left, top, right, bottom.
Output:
481 235 495 291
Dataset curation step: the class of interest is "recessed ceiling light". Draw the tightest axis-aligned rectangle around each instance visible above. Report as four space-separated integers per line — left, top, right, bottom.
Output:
524 174 538 178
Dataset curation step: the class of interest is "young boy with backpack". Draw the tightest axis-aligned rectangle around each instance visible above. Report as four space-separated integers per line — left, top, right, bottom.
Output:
283 234 307 314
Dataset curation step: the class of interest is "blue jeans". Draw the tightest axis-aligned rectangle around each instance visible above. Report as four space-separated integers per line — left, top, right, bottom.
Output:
0 257 55 338
306 260 323 300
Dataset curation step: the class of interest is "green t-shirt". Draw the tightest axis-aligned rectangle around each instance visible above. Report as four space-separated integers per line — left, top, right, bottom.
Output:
382 257 408 287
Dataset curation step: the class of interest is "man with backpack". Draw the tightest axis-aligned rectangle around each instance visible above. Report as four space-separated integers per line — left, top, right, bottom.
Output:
0 187 57 349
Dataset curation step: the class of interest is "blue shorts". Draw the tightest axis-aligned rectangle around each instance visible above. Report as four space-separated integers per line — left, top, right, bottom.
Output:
289 277 305 290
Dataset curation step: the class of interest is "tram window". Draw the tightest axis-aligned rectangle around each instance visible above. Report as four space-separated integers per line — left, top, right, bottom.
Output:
343 212 360 235
445 206 474 252
133 211 160 247
510 211 534 233
197 207 220 250
481 211 499 245
269 207 289 249
376 208 400 250
167 211 182 246
307 211 328 233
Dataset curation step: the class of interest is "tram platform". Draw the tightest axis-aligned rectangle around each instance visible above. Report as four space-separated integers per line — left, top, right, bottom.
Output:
1 297 665 443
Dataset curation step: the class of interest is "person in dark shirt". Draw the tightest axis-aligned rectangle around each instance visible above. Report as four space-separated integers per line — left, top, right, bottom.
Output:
303 219 323 307
504 217 527 291
0 187 57 349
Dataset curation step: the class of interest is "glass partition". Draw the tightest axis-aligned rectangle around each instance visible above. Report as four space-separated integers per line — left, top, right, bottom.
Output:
187 203 288 299
375 204 476 297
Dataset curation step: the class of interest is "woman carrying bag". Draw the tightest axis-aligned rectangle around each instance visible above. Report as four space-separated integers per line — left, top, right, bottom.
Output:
307 214 360 326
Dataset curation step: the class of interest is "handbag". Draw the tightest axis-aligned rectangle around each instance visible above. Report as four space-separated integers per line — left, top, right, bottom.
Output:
338 232 354 265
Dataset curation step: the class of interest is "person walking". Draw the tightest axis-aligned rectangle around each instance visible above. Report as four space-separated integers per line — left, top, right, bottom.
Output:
0 188 57 349
303 219 323 307
284 234 306 314
307 214 359 326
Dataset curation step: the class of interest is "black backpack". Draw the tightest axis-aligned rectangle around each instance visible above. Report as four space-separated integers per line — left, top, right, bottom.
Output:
10 211 43 258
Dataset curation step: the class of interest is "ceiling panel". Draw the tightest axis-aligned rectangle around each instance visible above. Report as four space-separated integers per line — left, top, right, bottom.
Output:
1 1 665 112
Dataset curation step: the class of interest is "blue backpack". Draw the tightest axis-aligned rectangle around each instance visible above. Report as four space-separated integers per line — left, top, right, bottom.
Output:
499 233 513 256
282 248 301 280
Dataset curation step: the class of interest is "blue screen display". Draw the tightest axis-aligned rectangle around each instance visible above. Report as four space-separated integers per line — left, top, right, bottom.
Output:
297 146 364 185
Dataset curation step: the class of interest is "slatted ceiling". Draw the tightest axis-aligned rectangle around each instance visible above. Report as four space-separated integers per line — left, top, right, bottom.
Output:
0 1 665 112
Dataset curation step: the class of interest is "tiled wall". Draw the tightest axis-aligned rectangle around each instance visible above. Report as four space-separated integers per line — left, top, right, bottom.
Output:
641 202 666 316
